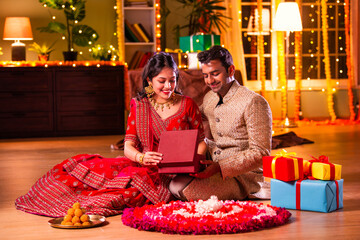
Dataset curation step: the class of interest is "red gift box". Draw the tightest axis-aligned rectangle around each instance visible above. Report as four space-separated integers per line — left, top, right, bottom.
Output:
157 129 205 174
263 149 303 181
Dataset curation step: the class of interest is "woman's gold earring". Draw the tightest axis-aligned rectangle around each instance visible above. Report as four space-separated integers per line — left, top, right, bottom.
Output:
145 83 154 98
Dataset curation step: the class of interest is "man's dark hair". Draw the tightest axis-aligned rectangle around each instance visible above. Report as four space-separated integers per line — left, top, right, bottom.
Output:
197 45 233 72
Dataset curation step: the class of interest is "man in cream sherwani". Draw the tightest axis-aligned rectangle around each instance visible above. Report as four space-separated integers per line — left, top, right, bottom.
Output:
170 46 272 201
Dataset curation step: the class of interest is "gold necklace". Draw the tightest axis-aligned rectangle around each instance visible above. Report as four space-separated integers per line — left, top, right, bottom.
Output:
149 94 177 111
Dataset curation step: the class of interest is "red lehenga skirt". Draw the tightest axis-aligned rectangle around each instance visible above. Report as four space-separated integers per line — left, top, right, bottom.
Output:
15 154 172 217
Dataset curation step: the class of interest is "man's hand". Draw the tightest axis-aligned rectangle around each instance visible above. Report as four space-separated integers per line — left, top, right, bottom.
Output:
190 160 220 179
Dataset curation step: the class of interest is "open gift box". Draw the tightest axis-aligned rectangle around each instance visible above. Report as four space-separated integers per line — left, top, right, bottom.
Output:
157 129 205 174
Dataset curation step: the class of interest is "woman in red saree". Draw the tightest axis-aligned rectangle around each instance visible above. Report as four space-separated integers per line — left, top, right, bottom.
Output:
15 53 206 217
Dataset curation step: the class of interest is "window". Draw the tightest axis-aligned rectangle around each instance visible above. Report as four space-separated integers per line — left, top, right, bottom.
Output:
300 0 347 81
240 0 351 90
241 0 272 82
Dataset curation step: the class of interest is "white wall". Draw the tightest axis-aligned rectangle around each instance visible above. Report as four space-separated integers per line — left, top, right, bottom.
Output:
0 0 116 61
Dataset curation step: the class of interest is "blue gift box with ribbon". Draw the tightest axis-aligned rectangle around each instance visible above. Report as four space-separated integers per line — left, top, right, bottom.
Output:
271 179 343 213
179 34 220 53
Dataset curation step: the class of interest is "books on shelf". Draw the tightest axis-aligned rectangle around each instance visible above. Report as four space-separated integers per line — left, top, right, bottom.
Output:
125 19 142 42
133 23 150 42
128 51 153 69
124 0 153 7
124 20 138 42
136 23 152 42
124 19 152 43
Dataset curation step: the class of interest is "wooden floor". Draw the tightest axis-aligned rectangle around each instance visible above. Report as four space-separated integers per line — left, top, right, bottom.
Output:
0 124 359 240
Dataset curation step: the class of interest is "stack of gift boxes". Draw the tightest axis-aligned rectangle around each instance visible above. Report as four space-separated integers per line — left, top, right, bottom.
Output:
166 34 221 70
263 149 343 213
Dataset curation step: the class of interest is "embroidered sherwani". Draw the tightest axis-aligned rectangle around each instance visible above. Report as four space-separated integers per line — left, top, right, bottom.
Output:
183 81 272 200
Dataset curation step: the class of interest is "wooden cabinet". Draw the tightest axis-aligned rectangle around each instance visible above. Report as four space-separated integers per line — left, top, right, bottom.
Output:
0 68 54 137
0 65 125 138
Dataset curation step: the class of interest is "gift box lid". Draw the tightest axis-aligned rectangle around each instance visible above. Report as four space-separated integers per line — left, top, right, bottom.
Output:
158 129 200 167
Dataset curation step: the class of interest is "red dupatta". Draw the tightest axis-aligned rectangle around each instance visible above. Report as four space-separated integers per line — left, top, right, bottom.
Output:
135 98 154 152
134 97 168 152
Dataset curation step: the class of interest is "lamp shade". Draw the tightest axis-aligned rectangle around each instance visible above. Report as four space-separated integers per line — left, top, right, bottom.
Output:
247 8 271 35
274 2 303 32
3 17 33 40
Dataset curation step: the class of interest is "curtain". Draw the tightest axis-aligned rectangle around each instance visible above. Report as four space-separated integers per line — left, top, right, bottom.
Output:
220 0 248 83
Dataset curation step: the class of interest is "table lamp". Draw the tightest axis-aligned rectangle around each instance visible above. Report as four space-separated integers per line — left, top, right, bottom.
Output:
274 2 303 127
3 17 33 61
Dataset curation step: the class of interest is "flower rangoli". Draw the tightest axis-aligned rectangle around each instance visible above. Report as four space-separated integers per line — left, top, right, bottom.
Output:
122 196 291 235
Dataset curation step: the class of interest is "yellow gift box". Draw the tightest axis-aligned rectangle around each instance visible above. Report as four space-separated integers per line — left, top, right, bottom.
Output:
303 156 342 180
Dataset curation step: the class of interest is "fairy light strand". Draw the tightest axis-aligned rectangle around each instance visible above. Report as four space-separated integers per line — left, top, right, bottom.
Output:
321 0 336 122
257 0 266 97
275 0 288 120
344 0 355 121
294 0 303 122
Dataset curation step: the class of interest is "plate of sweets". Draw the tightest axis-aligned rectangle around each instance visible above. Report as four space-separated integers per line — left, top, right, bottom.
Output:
48 202 106 229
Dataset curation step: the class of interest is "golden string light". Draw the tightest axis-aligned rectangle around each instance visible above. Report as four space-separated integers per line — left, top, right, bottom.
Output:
321 0 336 122
155 0 161 51
275 0 287 120
294 0 302 122
0 61 123 67
115 0 125 63
344 0 355 121
257 0 266 97
294 31 302 121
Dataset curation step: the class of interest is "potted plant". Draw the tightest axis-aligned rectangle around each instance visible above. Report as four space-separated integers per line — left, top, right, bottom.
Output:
90 43 118 61
37 0 99 61
28 41 56 62
173 0 230 38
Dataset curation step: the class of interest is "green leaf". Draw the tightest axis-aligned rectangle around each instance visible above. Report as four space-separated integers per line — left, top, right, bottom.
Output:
37 22 66 34
39 0 64 9
72 25 98 47
175 0 231 35
64 1 85 21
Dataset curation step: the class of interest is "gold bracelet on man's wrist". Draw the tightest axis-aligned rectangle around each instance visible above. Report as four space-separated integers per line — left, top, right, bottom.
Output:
138 153 145 165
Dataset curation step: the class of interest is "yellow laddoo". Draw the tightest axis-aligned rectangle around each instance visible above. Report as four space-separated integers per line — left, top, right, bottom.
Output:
72 216 80 224
74 208 83 217
67 208 75 216
64 215 72 222
72 202 81 209
60 202 93 226
80 214 89 223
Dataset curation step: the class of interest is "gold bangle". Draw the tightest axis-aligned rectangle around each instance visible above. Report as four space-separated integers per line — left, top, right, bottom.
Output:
138 154 145 165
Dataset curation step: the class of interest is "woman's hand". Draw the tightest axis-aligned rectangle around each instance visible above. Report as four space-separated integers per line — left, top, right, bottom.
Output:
190 160 220 178
140 151 163 166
